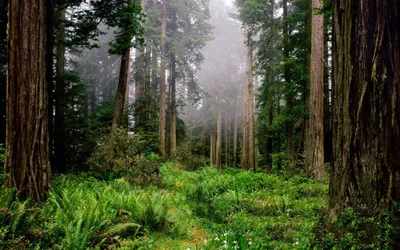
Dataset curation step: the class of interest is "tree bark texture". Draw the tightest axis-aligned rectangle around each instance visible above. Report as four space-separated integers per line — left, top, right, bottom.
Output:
6 0 51 201
112 48 131 130
54 8 66 172
306 0 325 180
330 0 400 217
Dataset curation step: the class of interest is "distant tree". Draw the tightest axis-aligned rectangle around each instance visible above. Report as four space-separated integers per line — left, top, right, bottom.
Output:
93 0 145 130
159 0 167 156
6 0 51 201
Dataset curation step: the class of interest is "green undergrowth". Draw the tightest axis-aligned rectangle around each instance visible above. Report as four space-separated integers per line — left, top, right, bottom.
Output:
162 164 328 249
0 163 329 249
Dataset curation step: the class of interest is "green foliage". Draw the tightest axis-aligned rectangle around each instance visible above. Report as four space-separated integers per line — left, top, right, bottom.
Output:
162 164 327 249
87 128 144 175
94 0 145 55
176 141 208 171
0 174 175 249
87 128 162 185
313 205 395 249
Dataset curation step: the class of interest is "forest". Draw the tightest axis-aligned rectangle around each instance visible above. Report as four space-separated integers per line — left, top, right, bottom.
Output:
0 0 400 249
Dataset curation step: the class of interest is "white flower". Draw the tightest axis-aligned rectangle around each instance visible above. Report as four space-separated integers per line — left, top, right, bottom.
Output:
224 232 228 236
223 240 227 244
186 248 191 250
248 241 252 245
233 241 238 244
204 239 208 244
215 237 220 241
295 241 299 245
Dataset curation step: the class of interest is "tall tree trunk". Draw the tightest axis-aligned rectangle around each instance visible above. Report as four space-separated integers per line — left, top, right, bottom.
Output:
159 0 167 156
233 108 238 166
283 0 294 160
330 0 400 219
135 46 145 128
0 0 7 146
247 32 255 172
169 9 177 158
224 110 229 167
6 0 51 201
305 0 325 180
151 46 158 121
170 57 177 157
216 101 222 170
112 48 131 130
241 89 249 169
54 8 66 172
266 0 275 166
144 47 151 120
303 1 311 162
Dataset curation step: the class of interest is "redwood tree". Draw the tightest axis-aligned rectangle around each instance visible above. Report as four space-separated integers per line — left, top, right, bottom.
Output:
330 0 400 217
6 0 51 201
159 0 167 156
306 0 325 180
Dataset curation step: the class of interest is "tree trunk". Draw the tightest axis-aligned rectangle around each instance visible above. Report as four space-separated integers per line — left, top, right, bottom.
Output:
6 0 51 201
283 0 294 160
233 108 238 166
305 0 325 180
169 9 177 158
247 32 255 172
224 110 229 167
0 0 7 146
266 0 274 166
151 46 158 121
54 8 66 172
241 89 249 169
216 101 222 170
159 0 167 156
112 48 131 130
330 0 400 218
170 55 177 157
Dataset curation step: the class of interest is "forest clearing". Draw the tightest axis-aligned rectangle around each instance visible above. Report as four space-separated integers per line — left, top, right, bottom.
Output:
1 0 400 249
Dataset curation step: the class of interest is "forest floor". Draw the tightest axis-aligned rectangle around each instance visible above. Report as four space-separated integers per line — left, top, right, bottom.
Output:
0 163 328 249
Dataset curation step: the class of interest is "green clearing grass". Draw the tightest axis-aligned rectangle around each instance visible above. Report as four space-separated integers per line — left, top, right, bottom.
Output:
0 163 328 249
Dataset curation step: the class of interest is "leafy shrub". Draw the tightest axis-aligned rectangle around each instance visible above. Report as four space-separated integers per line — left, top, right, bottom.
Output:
87 128 144 175
87 129 162 185
126 155 162 186
176 142 208 171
